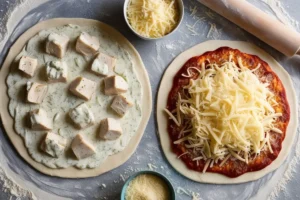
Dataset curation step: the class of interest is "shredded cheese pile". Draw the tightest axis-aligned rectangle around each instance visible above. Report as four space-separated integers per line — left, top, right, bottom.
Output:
165 56 283 172
127 0 179 38
125 174 170 200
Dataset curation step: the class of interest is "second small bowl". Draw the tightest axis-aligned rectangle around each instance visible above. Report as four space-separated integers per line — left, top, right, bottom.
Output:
120 170 176 200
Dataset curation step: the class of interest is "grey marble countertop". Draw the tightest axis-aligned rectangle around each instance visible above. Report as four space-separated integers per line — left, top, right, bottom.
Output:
0 0 299 200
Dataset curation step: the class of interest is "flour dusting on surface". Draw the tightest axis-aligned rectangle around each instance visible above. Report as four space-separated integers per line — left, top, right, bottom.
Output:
258 0 299 30
253 1 300 199
0 0 49 54
0 166 36 200
0 1 49 199
268 108 300 200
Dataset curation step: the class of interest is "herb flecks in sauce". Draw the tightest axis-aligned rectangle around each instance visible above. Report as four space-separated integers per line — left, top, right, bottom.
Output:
6 25 142 169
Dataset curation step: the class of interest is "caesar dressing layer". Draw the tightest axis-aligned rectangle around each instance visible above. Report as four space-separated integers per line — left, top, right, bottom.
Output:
6 24 142 169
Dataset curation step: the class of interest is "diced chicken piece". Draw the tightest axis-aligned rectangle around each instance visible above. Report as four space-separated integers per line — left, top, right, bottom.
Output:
71 134 96 159
28 108 52 130
26 81 48 104
91 53 116 76
104 75 128 95
40 132 67 158
69 103 95 129
76 32 100 56
45 33 69 58
69 77 96 100
111 95 133 116
46 60 68 83
99 118 122 140
18 56 38 77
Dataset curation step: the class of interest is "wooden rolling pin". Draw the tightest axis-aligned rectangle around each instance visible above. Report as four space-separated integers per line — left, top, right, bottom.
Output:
198 0 300 57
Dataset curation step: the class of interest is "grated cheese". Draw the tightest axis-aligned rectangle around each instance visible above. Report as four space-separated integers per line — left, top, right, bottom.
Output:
165 56 283 172
127 0 179 38
125 174 170 200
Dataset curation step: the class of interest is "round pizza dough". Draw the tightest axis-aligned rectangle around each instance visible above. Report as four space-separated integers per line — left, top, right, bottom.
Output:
0 18 152 178
156 40 298 184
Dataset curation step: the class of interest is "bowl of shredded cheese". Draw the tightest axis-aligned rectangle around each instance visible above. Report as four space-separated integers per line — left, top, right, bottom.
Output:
124 0 184 40
121 171 175 200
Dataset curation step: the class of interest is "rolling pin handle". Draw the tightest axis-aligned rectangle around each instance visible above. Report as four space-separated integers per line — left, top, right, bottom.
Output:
198 0 300 57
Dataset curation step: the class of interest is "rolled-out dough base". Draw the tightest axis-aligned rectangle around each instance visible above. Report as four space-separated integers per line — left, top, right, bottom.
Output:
156 40 298 184
0 18 152 178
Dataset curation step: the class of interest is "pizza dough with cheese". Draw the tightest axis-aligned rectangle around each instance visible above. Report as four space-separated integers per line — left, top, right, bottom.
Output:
156 40 298 184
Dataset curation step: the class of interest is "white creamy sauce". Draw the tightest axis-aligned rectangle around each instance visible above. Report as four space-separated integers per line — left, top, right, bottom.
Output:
6 24 142 169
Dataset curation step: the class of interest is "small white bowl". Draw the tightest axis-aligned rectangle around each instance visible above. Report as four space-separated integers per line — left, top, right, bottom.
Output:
123 0 184 40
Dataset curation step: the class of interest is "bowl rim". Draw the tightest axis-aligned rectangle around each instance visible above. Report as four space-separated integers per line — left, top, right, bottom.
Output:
123 0 184 40
120 170 176 200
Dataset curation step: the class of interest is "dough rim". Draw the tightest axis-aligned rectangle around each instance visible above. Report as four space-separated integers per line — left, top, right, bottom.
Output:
156 40 298 184
0 18 152 178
